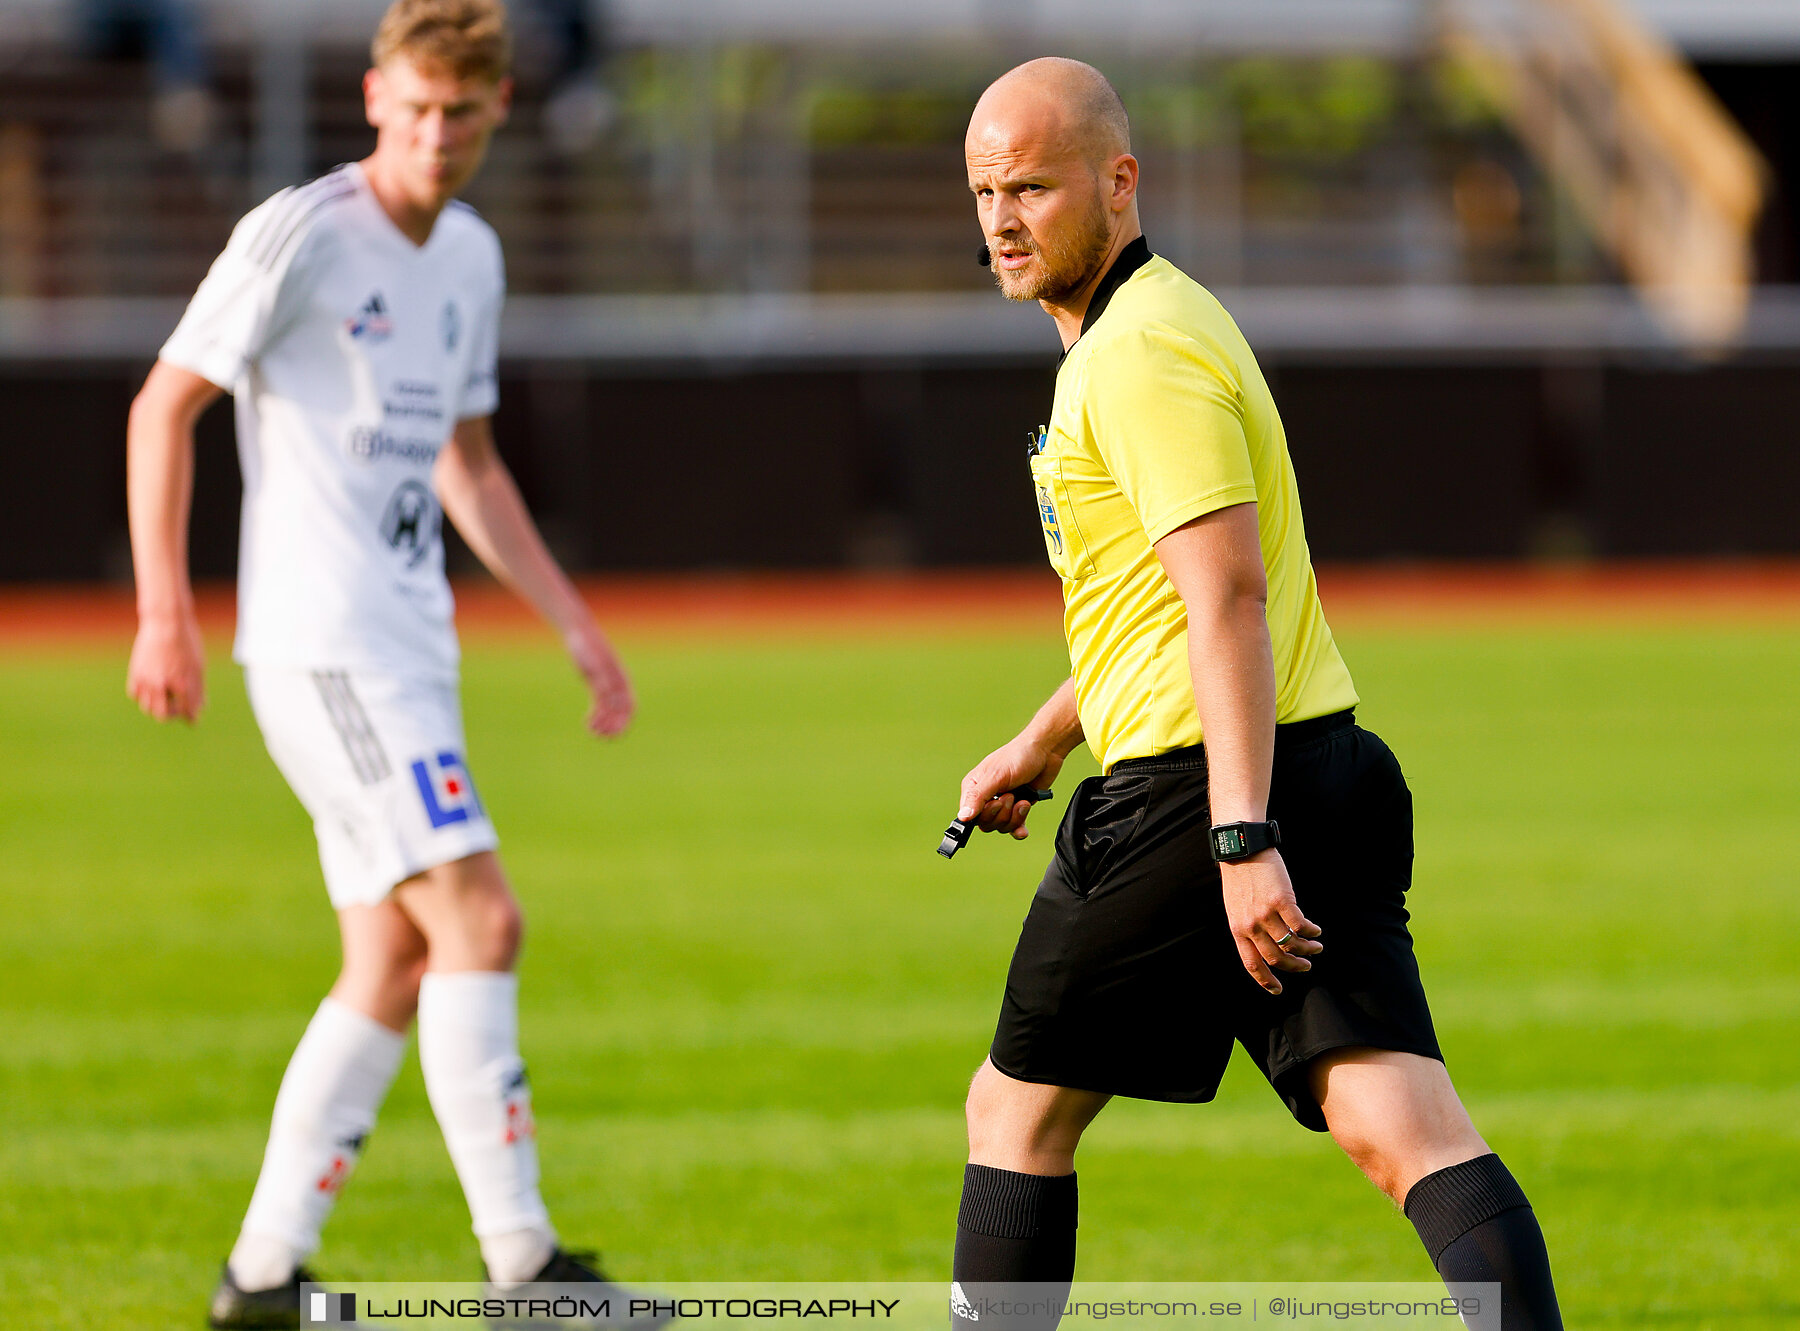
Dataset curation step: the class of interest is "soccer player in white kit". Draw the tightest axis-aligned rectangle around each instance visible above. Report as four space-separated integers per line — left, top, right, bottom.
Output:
125 4 640 1326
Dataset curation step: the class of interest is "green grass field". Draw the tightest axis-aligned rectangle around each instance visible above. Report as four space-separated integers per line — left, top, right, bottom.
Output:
4 616 1799 1328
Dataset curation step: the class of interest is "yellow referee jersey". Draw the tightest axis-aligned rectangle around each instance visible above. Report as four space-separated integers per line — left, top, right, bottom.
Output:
1034 238 1358 771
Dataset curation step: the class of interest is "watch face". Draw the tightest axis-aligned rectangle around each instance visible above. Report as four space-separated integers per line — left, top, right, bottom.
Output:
1215 828 1246 857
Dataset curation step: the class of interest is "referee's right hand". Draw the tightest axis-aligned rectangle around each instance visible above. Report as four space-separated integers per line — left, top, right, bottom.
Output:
127 612 207 724
959 739 1065 840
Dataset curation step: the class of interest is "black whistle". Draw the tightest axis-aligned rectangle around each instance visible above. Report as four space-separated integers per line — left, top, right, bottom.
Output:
938 785 1054 859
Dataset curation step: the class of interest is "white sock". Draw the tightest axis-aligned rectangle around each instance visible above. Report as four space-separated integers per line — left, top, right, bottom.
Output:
482 1226 560 1288
232 998 408 1291
227 1232 307 1295
417 971 557 1281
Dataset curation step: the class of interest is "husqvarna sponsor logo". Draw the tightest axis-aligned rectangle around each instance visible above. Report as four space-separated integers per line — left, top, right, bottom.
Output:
347 427 441 465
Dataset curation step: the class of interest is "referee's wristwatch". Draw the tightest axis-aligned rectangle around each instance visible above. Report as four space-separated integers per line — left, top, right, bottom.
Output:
1209 820 1281 863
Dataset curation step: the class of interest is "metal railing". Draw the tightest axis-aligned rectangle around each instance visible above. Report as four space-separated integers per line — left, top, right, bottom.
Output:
1 1 1795 356
0 38 1611 298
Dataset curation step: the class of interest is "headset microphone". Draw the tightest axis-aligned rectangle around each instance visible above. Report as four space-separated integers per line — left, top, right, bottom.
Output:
977 245 991 267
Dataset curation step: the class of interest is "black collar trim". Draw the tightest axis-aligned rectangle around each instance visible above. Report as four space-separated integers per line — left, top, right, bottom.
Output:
1059 235 1153 367
1081 235 1152 337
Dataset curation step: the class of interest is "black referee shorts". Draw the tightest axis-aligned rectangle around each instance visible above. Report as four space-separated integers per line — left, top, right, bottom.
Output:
988 710 1443 1132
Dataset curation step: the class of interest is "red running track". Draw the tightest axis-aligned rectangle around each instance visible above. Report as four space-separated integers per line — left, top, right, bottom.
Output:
4 562 1800 649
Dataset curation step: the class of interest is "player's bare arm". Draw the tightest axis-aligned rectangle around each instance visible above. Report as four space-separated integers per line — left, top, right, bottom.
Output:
958 677 1084 839
434 414 635 737
126 360 225 723
1153 502 1323 994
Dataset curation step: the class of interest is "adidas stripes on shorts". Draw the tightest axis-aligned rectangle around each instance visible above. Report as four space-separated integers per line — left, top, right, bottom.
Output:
244 667 499 908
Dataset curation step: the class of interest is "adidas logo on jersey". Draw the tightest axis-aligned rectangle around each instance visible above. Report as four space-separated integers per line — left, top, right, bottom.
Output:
346 292 393 342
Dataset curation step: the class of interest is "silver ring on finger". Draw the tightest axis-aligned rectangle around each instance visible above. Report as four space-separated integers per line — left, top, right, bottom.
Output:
1272 929 1297 950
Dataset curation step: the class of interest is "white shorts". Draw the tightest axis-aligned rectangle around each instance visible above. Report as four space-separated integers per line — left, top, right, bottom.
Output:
245 667 500 909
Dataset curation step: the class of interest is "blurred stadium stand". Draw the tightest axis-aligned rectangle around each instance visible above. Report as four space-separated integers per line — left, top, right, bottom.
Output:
4 0 1800 578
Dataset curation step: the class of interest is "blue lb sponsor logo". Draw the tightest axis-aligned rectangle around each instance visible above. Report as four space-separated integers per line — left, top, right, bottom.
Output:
411 750 483 829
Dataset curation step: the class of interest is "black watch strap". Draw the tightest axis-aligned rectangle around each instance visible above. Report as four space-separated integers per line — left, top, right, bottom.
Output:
1209 819 1281 863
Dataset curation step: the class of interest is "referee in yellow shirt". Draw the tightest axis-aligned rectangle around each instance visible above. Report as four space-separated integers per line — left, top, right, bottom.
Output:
950 60 1562 1331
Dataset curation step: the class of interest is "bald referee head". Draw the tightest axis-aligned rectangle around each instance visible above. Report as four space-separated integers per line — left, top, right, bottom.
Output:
966 59 1141 338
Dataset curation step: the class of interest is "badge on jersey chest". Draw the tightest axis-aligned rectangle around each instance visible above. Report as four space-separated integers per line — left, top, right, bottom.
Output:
347 292 393 343
1036 476 1064 556
1029 429 1064 558
411 750 483 828
382 480 439 567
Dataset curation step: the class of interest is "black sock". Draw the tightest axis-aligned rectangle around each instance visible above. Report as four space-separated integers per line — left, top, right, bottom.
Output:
1404 1154 1563 1331
952 1165 1077 1331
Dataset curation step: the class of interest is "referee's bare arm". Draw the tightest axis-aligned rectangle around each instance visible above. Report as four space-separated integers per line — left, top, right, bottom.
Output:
126 361 226 724
1155 501 1323 994
435 414 636 738
958 678 1083 839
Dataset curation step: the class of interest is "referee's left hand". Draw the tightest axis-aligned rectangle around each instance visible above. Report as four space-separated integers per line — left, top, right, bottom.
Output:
1220 851 1322 995
568 626 635 738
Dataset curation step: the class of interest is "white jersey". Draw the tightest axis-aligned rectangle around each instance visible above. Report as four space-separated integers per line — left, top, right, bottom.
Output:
160 162 504 682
